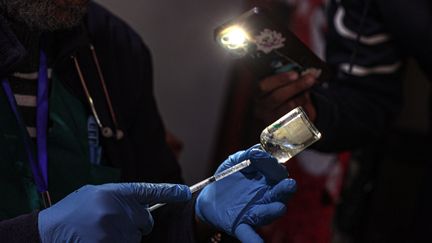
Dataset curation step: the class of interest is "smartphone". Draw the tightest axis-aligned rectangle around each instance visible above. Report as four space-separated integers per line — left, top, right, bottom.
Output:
214 7 331 81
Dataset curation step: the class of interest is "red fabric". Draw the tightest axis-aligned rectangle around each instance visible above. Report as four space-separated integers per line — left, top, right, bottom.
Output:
289 0 327 47
259 153 351 243
260 158 335 243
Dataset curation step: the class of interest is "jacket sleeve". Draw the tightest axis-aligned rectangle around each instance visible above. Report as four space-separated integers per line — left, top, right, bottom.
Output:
311 0 405 152
375 0 432 80
0 211 40 242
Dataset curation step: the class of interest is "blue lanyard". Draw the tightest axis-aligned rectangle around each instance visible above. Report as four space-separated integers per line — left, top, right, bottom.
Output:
1 50 51 208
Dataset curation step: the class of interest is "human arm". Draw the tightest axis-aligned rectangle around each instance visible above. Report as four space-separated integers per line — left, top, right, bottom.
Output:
0 212 40 242
255 0 405 152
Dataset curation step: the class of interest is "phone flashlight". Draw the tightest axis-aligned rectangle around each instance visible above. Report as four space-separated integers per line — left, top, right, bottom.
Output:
215 7 331 81
215 8 259 57
218 25 249 52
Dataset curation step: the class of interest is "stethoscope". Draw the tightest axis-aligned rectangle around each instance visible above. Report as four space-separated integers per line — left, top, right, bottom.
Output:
1 43 124 208
71 44 124 140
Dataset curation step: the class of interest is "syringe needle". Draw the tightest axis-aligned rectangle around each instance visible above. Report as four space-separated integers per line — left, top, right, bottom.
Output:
148 159 252 212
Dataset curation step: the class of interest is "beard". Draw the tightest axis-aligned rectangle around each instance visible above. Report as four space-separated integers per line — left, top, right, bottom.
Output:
1 0 88 31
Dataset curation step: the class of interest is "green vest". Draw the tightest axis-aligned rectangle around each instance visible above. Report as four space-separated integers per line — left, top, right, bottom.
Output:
0 74 120 220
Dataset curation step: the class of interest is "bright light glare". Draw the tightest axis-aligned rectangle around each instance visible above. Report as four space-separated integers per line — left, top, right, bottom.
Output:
219 26 249 50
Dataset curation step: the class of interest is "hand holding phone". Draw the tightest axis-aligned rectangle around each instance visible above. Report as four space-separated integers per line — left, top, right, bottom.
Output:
255 71 318 124
214 6 326 124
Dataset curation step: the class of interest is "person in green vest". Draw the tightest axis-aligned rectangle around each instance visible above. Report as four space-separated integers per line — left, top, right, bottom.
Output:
0 0 297 242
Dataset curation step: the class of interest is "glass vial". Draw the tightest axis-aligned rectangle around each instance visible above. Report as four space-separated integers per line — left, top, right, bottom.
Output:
260 106 321 163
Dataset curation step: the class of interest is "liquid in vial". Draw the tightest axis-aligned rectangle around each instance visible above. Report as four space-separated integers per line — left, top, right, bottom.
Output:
260 107 321 163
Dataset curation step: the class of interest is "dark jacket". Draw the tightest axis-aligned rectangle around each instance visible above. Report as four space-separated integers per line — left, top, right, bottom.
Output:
321 0 432 242
313 0 432 152
0 2 196 242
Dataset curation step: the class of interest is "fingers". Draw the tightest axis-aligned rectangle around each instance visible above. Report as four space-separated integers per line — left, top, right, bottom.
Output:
263 178 297 203
217 145 264 172
259 72 315 96
234 224 264 243
257 75 315 111
259 76 315 105
216 146 287 184
259 71 299 92
245 202 287 226
216 150 248 172
302 93 317 122
256 72 317 124
119 183 192 204
134 208 154 235
271 92 316 123
248 154 288 184
255 90 317 125
255 92 310 124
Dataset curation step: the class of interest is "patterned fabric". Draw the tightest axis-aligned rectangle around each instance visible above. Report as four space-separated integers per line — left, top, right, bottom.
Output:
7 69 52 138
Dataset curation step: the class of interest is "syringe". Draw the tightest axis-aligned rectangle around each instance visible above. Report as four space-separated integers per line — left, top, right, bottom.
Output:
149 159 252 212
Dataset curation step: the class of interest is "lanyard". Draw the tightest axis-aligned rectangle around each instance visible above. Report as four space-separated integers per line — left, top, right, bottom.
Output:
1 50 52 208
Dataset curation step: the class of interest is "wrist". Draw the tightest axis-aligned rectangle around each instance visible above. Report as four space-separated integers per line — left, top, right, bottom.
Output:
194 215 221 242
0 211 41 243
194 196 219 242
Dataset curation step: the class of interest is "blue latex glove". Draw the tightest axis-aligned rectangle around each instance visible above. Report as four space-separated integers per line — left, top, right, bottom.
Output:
195 145 297 243
38 183 191 243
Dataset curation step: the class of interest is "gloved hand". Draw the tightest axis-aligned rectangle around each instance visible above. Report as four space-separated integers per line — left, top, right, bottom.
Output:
38 183 191 243
195 145 297 243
